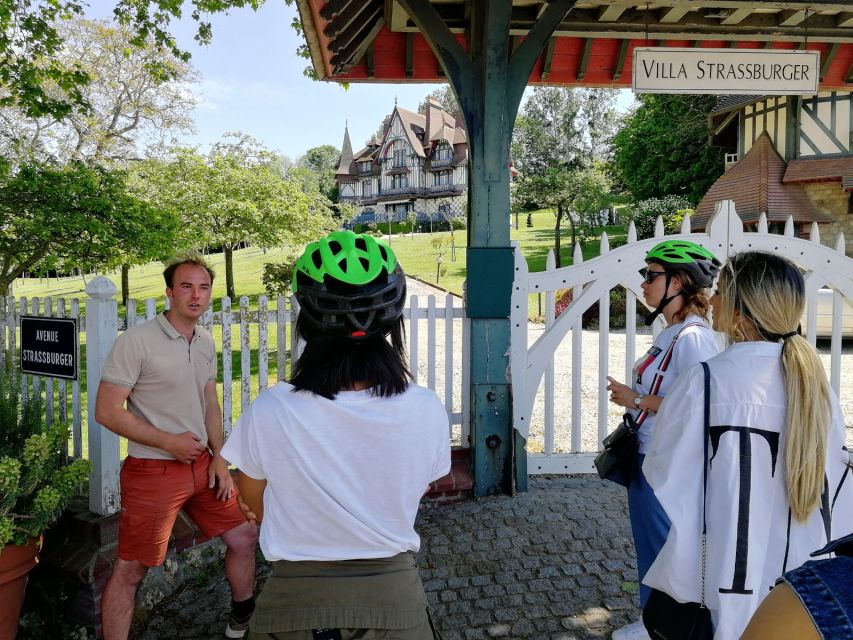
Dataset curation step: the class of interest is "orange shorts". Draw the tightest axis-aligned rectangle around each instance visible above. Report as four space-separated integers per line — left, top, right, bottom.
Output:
117 449 246 567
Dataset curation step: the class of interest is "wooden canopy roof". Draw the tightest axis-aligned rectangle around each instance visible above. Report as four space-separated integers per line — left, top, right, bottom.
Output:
296 1 853 89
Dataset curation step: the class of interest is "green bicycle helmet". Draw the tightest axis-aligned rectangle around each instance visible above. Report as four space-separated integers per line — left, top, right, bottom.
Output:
293 230 406 339
642 240 721 326
644 240 721 288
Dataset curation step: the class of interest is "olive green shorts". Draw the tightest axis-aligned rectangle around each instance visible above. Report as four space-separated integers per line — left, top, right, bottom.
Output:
247 553 443 640
248 609 442 639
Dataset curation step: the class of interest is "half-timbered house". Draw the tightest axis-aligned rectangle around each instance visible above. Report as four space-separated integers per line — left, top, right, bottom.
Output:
336 97 468 227
697 91 853 255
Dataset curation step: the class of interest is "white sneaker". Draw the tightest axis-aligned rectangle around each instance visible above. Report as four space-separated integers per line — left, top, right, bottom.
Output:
612 620 650 640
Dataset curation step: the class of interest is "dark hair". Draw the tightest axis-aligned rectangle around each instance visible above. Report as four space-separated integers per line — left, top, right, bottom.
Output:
163 252 215 288
289 312 411 399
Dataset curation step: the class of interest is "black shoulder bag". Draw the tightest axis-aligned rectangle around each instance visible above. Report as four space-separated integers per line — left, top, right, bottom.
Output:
595 323 702 487
642 361 714 640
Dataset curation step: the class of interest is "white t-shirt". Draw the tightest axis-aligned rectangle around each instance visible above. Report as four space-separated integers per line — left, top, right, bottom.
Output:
630 315 720 453
643 342 853 640
221 382 451 562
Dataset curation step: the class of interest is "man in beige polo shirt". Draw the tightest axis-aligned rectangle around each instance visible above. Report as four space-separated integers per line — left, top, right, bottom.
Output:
95 254 257 640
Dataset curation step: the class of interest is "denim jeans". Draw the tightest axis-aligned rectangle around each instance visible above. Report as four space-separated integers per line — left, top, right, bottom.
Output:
628 452 671 608
781 556 853 639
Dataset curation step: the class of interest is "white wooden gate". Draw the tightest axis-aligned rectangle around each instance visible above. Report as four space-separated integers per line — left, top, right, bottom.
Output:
511 200 853 474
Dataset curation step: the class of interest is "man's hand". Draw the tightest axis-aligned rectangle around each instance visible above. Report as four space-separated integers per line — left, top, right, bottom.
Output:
167 431 205 464
208 453 234 501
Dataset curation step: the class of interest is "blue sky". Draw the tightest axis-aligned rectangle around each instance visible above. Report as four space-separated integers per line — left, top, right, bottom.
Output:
88 1 634 161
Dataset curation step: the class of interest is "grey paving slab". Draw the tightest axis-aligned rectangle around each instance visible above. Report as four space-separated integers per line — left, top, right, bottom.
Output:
132 476 639 640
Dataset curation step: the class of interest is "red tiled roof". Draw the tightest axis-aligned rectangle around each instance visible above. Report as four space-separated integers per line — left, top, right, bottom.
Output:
783 157 853 191
693 132 833 230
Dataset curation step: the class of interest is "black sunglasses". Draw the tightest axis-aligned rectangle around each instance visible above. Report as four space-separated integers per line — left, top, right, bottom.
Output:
639 268 667 284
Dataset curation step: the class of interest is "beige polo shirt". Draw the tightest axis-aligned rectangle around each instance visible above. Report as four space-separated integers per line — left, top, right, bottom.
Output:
101 313 217 460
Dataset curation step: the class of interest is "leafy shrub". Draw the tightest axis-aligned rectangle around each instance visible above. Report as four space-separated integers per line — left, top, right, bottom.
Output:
261 254 298 297
625 195 692 239
554 287 643 329
451 217 467 230
0 369 90 547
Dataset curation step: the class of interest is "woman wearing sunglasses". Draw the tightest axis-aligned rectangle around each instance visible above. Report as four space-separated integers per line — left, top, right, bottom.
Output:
606 239 722 640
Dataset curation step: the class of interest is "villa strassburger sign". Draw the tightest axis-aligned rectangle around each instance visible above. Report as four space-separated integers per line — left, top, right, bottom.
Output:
633 48 819 95
20 316 78 380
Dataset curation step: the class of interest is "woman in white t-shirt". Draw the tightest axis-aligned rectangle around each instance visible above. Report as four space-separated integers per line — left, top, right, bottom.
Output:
605 240 721 640
222 230 450 640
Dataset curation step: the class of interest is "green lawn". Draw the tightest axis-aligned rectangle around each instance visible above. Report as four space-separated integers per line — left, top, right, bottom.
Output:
11 210 625 311
374 210 625 300
12 210 626 458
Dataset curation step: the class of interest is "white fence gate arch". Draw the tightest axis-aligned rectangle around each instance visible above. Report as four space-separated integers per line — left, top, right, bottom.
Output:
511 200 853 474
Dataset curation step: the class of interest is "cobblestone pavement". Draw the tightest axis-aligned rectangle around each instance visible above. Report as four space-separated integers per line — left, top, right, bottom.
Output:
133 476 639 640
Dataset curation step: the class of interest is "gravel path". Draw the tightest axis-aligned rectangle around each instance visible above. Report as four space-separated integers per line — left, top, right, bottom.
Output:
405 278 853 451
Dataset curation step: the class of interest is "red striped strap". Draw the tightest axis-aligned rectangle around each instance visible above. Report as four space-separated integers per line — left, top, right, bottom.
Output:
635 322 705 427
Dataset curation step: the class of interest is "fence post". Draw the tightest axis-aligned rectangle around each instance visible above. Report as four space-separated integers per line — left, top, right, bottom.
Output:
86 276 120 516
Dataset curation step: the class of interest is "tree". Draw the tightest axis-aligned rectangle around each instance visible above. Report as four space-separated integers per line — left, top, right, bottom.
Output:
515 165 611 267
0 0 255 119
512 87 619 176
418 86 460 115
296 145 339 201
612 95 726 205
140 133 335 300
0 16 197 303
0 161 175 294
512 87 617 265
0 17 198 166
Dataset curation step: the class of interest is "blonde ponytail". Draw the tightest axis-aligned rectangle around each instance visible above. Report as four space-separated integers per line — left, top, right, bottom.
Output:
780 335 830 521
716 252 832 522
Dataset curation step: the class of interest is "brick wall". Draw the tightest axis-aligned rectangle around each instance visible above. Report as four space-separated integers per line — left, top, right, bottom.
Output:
803 182 853 257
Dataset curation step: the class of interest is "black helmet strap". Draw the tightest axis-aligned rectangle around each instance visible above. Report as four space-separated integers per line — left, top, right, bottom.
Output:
644 272 683 326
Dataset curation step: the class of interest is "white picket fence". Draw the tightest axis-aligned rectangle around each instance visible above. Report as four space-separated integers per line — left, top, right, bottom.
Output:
4 199 852 512
0 286 469 514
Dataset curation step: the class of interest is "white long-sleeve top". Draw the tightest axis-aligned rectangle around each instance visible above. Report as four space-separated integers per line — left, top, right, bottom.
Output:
643 341 853 640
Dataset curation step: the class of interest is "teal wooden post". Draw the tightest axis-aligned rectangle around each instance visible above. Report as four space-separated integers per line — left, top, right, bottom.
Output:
398 0 574 495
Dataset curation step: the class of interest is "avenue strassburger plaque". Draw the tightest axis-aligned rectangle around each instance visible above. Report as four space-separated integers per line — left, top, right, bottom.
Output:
20 316 78 380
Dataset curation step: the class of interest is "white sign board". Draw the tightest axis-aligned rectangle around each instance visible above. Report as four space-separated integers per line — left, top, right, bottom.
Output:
632 48 819 95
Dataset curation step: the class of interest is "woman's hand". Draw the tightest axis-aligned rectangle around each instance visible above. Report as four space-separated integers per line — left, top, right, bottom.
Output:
606 376 640 409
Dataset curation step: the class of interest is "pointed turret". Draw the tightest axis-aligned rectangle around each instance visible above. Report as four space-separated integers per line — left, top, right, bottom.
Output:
336 124 354 176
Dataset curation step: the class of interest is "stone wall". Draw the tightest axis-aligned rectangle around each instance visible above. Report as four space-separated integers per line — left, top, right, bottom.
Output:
803 182 853 256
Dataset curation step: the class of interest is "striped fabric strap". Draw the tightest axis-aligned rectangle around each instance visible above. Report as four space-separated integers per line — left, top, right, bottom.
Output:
635 322 705 427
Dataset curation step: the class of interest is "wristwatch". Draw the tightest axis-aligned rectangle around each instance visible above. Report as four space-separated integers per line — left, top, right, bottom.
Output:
633 395 644 408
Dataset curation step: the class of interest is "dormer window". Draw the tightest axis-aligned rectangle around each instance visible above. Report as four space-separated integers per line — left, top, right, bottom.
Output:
358 161 372 173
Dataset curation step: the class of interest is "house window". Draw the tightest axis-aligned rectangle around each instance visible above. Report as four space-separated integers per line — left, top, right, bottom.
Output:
394 204 409 218
393 148 406 167
359 161 371 173
434 144 452 162
392 174 408 189
434 171 452 186
362 182 372 197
